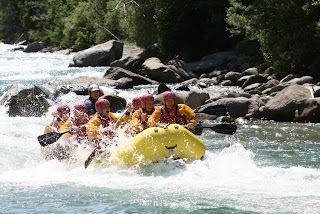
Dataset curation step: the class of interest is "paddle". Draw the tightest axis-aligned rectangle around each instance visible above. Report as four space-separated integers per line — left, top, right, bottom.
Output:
192 123 237 135
156 104 234 135
84 147 99 168
84 106 130 169
37 130 71 147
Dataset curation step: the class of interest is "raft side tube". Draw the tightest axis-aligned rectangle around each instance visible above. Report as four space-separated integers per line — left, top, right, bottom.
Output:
114 124 205 167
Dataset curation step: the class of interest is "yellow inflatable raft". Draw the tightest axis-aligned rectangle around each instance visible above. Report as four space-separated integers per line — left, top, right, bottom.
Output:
110 124 205 167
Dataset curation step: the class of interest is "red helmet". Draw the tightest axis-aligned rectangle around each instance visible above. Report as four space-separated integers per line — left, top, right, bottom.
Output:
95 99 110 113
57 104 70 113
132 96 141 104
140 94 154 103
74 103 87 111
163 91 175 100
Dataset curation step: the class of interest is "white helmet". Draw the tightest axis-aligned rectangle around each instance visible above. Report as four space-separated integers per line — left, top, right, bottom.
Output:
88 84 100 93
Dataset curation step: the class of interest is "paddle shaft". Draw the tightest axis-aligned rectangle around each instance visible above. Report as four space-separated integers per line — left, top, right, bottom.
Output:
84 148 97 168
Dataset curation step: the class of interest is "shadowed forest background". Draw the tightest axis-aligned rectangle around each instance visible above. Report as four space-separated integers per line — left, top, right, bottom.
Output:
1 0 320 78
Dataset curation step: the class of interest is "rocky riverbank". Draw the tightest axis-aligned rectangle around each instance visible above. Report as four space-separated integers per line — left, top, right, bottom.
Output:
3 40 320 123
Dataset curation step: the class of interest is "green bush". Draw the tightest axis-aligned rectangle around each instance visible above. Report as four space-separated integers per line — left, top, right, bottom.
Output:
227 0 320 78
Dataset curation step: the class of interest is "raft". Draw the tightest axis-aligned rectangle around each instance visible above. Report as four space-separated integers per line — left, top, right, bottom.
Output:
109 124 205 167
40 124 206 168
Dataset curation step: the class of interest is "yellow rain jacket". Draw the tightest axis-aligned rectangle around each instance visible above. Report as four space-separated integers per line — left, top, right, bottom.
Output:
43 119 67 134
86 112 124 139
59 119 72 132
147 104 196 127
129 106 160 134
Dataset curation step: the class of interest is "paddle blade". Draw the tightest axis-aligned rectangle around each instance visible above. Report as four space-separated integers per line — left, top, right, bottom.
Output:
192 124 204 135
208 123 237 135
194 105 228 116
37 131 69 147
84 149 97 168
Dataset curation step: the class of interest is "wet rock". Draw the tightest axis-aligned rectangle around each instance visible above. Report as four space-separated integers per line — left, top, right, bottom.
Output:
262 82 290 95
142 57 196 83
157 83 171 94
242 67 259 76
280 74 296 83
293 98 320 122
69 40 123 67
1 84 50 117
185 91 210 109
255 79 280 92
261 84 312 121
174 78 198 91
104 67 158 86
241 74 268 89
224 71 242 85
182 51 236 76
113 77 135 89
287 76 313 85
196 96 263 119
99 94 127 113
23 41 46 53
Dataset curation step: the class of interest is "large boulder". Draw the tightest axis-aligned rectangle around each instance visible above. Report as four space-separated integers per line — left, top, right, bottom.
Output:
69 40 123 67
293 98 320 123
142 57 196 83
23 41 46 53
157 83 171 94
1 84 50 117
103 67 158 86
110 43 161 73
312 86 320 97
196 96 263 119
241 74 268 89
50 85 88 100
261 84 312 121
99 95 127 113
142 57 177 82
224 71 242 85
287 76 314 85
255 79 280 92
185 91 210 109
182 51 236 76
279 74 295 83
261 82 290 95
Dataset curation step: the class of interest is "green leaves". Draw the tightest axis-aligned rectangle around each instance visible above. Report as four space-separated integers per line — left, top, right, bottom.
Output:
227 0 320 78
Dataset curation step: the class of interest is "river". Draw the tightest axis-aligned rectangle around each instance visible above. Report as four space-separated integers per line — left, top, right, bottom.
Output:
0 42 319 213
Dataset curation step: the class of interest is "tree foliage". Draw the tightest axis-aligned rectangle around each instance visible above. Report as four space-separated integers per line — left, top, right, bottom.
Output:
0 0 24 42
1 0 320 78
0 0 235 59
119 0 159 48
226 0 320 77
157 0 235 60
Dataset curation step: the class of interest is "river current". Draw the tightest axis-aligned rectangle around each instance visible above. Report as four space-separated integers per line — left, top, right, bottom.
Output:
0 42 319 213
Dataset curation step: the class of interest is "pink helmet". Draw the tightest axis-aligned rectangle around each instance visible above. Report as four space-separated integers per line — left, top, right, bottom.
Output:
140 94 154 104
57 104 70 113
132 96 141 104
163 91 175 100
95 99 110 113
74 103 87 111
